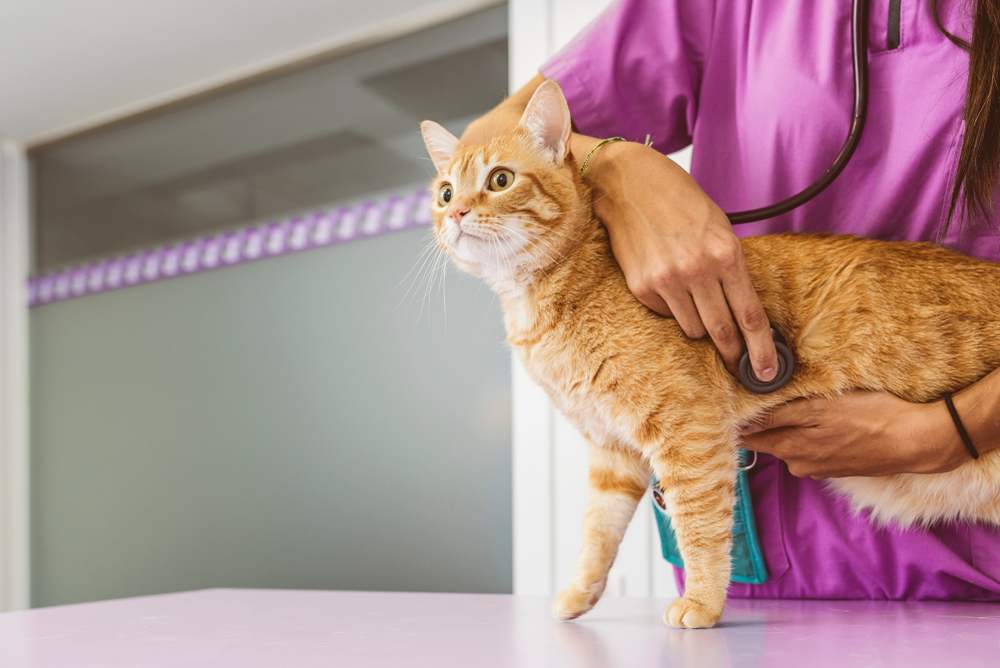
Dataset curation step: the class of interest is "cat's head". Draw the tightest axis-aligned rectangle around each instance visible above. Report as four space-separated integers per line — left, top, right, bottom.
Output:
419 80 587 290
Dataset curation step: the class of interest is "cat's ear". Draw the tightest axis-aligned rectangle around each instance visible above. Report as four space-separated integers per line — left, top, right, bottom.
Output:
420 121 459 174
518 80 572 165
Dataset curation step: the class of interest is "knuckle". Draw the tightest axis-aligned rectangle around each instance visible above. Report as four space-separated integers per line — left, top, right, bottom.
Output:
652 267 676 290
626 277 652 299
708 320 738 345
739 307 768 332
671 255 703 281
678 320 706 339
711 240 740 268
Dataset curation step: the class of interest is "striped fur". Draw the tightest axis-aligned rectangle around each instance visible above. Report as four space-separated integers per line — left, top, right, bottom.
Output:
420 83 1000 628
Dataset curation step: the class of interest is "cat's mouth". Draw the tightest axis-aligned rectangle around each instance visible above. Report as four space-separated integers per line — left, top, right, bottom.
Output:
455 229 480 242
451 224 491 250
442 220 528 278
452 229 477 249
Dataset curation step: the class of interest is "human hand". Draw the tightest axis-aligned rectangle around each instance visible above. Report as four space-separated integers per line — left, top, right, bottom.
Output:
740 391 967 478
582 139 778 379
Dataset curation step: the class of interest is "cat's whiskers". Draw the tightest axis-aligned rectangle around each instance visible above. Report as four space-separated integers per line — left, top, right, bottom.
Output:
437 243 449 326
397 234 445 314
487 233 510 292
487 220 552 274
414 235 451 323
498 217 576 271
399 234 440 286
417 250 438 321
497 223 558 268
429 248 450 321
486 234 522 294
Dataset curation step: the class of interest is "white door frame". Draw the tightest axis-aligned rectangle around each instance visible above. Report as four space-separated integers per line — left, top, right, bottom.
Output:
0 141 31 611
509 0 686 599
508 0 561 598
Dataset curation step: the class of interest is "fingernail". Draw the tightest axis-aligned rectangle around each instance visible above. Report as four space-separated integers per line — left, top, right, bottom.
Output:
758 366 776 381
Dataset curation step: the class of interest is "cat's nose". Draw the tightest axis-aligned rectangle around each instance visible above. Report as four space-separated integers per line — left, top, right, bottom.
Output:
447 206 471 222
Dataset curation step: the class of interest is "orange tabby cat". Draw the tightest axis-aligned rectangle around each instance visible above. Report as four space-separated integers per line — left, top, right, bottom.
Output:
420 81 1000 629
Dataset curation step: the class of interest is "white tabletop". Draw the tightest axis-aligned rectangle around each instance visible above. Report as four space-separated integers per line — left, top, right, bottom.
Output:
0 589 997 667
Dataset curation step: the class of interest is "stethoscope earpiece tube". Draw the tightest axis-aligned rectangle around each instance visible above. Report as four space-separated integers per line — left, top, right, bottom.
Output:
728 1 868 389
725 0 869 224
738 328 795 394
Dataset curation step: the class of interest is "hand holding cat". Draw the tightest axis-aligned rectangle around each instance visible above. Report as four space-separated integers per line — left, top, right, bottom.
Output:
741 391 970 478
431 77 1000 626
462 74 780 382
580 138 781 383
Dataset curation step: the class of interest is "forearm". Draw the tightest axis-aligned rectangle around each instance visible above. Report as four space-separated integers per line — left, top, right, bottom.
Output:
461 75 704 219
911 367 1000 473
459 74 779 378
946 367 1000 457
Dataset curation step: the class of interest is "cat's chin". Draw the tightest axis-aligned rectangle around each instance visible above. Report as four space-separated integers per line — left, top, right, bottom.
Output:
454 232 486 256
456 260 528 295
448 243 523 284
447 253 500 284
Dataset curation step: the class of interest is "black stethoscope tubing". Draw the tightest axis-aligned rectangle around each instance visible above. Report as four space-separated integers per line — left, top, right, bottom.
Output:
729 0 869 393
726 0 870 225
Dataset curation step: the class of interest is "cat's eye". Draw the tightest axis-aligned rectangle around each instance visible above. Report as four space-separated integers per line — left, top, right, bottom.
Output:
437 184 453 207
488 168 515 192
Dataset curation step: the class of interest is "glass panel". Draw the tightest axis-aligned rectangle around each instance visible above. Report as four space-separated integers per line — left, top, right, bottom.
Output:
31 228 513 605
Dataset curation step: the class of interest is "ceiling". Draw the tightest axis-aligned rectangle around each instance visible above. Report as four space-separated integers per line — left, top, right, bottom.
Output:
30 5 508 270
0 0 500 145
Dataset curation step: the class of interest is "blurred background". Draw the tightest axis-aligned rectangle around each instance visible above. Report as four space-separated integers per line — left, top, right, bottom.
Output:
0 0 683 611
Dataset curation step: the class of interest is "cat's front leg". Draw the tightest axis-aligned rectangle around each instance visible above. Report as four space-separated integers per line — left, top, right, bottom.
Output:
553 442 650 621
651 441 736 629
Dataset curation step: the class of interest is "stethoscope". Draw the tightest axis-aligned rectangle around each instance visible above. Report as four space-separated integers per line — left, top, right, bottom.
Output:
728 0 869 394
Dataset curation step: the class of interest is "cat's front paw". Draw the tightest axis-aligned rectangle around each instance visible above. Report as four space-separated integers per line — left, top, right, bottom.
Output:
552 582 605 620
664 596 722 629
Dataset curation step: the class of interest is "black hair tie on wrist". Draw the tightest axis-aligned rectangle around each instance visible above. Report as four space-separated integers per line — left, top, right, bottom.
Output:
943 393 979 460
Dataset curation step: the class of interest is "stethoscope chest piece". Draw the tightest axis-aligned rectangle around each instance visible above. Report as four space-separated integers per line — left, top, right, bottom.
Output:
738 328 795 394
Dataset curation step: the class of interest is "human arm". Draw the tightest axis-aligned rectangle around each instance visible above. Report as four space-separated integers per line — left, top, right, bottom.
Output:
741 368 1000 478
460 74 780 379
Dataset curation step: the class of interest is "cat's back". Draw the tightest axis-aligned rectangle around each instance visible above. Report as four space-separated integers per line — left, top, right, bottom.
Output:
742 232 1000 293
737 233 1000 404
740 232 1000 351
741 233 1000 527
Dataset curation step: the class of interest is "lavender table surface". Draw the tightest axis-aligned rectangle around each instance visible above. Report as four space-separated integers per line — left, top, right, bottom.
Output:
0 589 997 667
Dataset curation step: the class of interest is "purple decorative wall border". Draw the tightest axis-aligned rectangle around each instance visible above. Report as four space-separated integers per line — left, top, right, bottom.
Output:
27 188 432 308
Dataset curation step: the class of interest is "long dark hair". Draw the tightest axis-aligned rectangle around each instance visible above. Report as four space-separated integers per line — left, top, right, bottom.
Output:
932 0 1000 226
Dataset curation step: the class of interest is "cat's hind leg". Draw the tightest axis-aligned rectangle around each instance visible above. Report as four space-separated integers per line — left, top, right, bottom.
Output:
650 438 736 629
552 441 650 620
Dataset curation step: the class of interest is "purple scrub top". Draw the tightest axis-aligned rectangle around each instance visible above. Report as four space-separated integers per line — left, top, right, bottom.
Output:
541 0 1000 600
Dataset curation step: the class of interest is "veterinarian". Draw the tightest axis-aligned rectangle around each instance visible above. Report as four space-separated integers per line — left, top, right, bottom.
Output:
465 0 1000 598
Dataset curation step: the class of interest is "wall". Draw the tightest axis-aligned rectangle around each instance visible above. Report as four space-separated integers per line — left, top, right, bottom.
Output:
30 227 512 606
510 0 691 600
0 142 30 611
24 2 513 608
